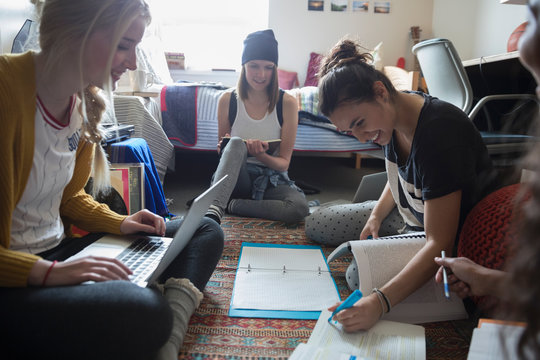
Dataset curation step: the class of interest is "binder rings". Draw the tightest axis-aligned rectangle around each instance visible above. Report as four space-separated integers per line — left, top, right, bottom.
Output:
229 243 341 320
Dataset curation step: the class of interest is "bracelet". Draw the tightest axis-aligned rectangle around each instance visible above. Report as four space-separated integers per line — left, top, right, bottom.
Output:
372 288 391 314
372 288 386 319
42 260 58 287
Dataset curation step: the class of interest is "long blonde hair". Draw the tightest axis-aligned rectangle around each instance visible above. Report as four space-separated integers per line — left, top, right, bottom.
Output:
37 0 151 194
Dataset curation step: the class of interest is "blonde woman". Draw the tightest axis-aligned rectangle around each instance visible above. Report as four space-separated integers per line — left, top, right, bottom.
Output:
0 1 223 359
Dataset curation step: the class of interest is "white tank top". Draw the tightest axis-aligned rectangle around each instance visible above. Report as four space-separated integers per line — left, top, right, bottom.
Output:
11 95 82 254
230 95 281 165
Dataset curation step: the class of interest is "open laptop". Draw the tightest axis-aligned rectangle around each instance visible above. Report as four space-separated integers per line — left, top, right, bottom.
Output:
67 175 228 287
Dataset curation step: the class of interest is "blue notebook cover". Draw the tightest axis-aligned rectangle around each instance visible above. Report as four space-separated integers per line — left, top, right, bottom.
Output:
228 242 341 320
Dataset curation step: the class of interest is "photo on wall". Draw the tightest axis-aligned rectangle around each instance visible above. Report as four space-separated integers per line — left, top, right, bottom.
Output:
308 0 324 11
352 1 369 12
331 0 347 11
374 1 390 13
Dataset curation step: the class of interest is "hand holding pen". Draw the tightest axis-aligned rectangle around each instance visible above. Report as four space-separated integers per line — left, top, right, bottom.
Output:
328 289 363 323
434 254 504 299
441 251 451 299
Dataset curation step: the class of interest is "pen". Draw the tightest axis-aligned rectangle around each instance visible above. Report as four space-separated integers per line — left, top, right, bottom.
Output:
441 250 450 299
328 289 363 323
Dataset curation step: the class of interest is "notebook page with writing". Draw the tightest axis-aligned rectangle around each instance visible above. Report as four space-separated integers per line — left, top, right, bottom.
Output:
231 244 340 311
293 309 425 360
350 233 467 324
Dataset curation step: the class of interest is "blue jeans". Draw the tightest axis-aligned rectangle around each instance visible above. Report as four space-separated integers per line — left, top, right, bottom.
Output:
0 217 223 360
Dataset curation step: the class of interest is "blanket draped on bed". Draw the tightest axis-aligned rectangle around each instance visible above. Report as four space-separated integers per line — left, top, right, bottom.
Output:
161 84 198 147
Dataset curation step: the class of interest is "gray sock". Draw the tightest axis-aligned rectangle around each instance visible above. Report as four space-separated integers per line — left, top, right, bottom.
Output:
205 204 224 224
227 199 237 214
154 278 203 360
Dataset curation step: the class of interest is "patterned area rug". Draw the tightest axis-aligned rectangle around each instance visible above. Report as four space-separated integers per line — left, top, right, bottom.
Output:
178 216 475 360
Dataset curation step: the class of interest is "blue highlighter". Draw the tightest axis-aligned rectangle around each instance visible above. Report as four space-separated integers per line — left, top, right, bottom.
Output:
328 289 363 323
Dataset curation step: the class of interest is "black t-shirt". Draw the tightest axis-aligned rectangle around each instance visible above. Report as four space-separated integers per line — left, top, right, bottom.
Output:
384 92 498 232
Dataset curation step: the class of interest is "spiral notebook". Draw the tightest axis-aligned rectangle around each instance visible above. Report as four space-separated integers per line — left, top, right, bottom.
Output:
328 232 468 324
229 243 341 319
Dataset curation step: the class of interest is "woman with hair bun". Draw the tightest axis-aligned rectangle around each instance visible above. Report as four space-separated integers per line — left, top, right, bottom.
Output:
308 38 498 331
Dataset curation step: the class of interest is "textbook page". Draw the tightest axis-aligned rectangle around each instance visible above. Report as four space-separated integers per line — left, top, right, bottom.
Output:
231 245 340 311
295 309 425 360
468 321 531 360
350 235 468 324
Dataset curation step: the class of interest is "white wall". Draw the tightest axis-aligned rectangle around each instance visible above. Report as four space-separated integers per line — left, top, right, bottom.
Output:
1 1 528 85
432 0 527 60
0 1 36 54
269 0 434 85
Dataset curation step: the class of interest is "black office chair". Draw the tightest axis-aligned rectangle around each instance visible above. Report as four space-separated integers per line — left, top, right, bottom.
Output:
412 38 538 166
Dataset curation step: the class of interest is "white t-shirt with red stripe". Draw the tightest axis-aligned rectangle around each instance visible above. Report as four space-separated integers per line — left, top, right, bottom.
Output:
11 95 83 254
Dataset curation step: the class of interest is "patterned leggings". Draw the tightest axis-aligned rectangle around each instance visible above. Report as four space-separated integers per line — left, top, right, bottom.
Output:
305 200 406 246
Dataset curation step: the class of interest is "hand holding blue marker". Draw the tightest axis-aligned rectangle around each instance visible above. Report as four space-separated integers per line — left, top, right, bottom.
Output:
328 289 363 323
441 250 451 299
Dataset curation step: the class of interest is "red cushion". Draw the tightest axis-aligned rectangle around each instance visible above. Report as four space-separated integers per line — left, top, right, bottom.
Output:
277 68 299 90
458 183 527 312
304 52 322 87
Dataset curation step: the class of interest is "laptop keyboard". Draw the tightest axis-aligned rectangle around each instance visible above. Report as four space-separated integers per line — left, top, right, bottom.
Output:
117 236 167 286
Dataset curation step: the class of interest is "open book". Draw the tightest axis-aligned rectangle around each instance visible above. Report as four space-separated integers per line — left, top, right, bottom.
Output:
328 232 468 324
221 136 281 155
289 309 426 360
468 319 529 359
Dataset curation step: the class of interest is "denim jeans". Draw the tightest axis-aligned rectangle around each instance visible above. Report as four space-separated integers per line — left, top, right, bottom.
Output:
212 136 309 223
0 217 223 359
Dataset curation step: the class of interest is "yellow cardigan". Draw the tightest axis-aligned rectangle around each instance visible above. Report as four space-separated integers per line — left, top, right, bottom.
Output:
0 52 127 287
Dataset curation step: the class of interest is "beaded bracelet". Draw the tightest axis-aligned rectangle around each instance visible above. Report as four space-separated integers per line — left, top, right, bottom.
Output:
372 288 386 318
372 288 391 314
42 260 58 287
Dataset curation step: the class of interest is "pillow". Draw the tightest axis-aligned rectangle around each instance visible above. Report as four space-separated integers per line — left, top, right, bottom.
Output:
458 183 527 314
370 42 383 71
277 68 299 90
384 66 413 91
304 52 322 87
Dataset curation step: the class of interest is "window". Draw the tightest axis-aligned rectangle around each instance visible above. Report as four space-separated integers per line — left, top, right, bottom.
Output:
147 0 269 71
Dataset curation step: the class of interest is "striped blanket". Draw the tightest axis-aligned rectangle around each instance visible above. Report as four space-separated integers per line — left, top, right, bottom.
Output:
161 83 227 149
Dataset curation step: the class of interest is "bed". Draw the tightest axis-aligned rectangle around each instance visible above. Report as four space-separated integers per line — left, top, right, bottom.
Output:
159 83 381 153
112 62 422 181
112 83 389 181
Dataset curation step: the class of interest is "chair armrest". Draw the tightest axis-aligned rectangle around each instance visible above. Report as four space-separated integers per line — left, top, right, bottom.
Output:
468 94 538 129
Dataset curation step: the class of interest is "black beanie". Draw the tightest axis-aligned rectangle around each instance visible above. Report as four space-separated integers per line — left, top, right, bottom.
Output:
241 29 278 65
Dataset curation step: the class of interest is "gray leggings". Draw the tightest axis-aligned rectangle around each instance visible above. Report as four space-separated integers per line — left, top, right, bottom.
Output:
305 200 406 246
212 136 309 223
306 201 410 291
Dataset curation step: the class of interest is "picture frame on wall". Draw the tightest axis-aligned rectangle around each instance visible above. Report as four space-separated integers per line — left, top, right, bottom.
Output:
352 1 369 12
374 1 390 13
331 0 347 11
308 0 324 11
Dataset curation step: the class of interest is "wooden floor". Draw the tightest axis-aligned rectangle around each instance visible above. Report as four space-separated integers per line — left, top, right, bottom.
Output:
162 151 385 216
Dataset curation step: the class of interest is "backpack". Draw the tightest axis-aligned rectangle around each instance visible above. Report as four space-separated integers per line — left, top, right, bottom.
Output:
228 89 285 127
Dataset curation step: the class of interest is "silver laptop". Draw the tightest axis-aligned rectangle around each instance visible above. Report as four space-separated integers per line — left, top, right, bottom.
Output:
67 175 228 287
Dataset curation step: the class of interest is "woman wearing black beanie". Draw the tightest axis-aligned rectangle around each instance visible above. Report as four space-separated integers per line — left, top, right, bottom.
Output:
205 29 309 224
